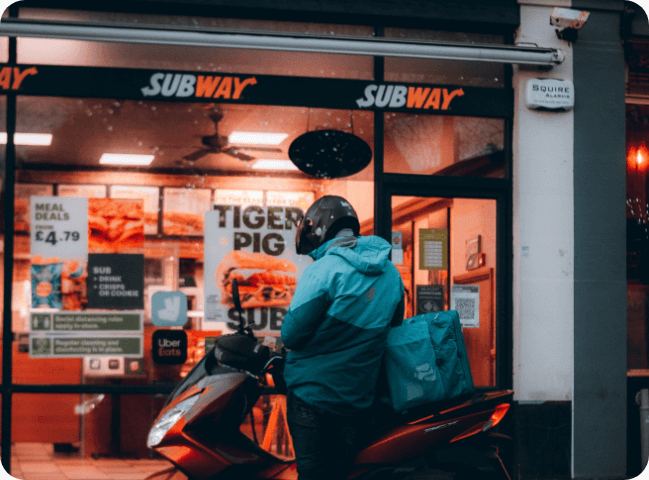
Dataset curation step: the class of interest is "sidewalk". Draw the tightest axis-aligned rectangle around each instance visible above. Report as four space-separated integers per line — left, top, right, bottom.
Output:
8 443 173 480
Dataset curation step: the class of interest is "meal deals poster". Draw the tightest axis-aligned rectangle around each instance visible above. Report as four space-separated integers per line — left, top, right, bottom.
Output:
204 201 313 336
30 196 88 310
29 196 144 360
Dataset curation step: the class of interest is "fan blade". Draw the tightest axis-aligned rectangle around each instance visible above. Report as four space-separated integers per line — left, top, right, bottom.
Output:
222 147 255 162
183 149 212 161
234 146 283 153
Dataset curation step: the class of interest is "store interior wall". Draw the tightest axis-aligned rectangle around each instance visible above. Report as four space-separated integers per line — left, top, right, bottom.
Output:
450 199 496 283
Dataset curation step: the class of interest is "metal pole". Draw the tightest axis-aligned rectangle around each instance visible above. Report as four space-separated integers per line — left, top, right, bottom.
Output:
637 389 649 470
0 20 565 66
1 4 18 474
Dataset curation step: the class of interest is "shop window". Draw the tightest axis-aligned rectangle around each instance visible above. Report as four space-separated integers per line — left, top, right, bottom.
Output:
16 9 374 79
10 393 171 477
390 196 497 386
13 95 374 384
384 112 506 177
0 8 8 64
384 27 506 88
626 39 649 98
627 103 649 370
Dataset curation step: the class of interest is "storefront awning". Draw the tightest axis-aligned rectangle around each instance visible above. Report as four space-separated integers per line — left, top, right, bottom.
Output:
0 19 565 66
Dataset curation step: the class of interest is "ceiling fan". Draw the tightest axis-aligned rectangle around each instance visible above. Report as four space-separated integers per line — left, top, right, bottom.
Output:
182 111 281 162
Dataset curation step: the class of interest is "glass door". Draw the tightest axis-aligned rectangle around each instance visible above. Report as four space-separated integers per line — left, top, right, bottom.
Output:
384 194 499 388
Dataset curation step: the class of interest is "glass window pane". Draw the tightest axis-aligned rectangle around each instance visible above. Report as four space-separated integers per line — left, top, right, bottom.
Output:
626 103 649 370
384 112 506 177
391 195 497 387
17 9 374 78
14 96 374 384
11 393 172 477
384 27 506 88
20 8 375 37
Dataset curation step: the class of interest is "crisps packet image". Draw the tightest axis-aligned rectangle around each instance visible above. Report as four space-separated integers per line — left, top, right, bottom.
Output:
31 255 64 309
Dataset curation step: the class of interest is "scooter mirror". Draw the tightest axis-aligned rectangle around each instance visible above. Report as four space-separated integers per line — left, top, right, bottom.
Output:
231 278 246 334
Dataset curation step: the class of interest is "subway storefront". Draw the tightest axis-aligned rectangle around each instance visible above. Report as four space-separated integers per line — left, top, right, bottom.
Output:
0 4 542 478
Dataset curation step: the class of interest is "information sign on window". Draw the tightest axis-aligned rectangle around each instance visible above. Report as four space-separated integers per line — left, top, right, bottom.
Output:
30 196 88 310
419 228 448 270
451 284 480 328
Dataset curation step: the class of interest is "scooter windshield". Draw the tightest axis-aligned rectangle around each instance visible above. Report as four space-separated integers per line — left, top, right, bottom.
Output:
164 347 235 407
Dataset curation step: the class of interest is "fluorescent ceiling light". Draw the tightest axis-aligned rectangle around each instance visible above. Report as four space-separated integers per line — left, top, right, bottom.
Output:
229 132 288 145
99 153 155 166
0 132 53 146
252 159 299 171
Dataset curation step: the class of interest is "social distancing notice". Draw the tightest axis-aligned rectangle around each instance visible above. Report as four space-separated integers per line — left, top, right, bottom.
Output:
29 311 143 358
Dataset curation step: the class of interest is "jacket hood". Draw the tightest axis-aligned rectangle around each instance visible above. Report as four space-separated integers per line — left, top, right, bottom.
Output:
309 235 392 276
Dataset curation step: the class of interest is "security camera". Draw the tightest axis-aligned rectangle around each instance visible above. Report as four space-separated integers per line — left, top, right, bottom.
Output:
550 8 590 42
550 8 590 30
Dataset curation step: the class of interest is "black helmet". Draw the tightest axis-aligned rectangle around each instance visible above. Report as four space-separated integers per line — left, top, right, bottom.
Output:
295 195 360 255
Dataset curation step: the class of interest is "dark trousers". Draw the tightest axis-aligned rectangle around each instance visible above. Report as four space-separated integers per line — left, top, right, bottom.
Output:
286 391 370 480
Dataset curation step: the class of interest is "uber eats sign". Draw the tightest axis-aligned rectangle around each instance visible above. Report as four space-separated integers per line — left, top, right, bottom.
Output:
204 201 313 336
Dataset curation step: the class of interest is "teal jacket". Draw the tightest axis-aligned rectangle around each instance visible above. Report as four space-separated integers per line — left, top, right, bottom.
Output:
281 235 404 415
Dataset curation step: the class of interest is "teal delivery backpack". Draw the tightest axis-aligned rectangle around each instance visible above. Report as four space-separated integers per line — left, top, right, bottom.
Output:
382 310 474 413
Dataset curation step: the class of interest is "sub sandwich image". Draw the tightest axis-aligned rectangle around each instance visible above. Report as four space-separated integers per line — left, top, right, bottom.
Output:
216 250 298 309
88 198 144 251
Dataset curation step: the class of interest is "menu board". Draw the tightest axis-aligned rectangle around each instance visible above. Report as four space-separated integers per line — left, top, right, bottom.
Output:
163 187 211 236
87 254 145 309
58 184 107 198
111 185 160 235
214 190 263 209
30 196 88 310
15 183 54 233
266 191 314 210
204 203 312 335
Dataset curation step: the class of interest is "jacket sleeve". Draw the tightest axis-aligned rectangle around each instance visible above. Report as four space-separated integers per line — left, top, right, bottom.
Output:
281 266 330 351
391 290 405 327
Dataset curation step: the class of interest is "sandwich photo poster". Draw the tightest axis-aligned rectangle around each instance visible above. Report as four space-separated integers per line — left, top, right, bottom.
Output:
204 202 313 336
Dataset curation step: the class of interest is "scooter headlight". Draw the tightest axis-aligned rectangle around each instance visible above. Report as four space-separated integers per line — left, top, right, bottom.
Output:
147 393 201 448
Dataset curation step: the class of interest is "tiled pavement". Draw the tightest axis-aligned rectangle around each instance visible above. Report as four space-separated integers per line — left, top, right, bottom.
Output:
7 443 173 480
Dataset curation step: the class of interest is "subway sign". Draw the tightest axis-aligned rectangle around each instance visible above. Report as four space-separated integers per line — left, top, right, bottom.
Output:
0 64 512 117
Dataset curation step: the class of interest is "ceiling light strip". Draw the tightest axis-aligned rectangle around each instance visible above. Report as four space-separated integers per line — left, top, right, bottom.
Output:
0 21 564 65
0 132 53 146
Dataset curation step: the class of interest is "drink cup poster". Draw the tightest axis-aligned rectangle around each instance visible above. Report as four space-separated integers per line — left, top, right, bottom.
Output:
204 204 313 335
30 196 88 310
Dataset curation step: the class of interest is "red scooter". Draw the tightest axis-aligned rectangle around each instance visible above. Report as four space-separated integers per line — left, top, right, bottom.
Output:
145 280 514 480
